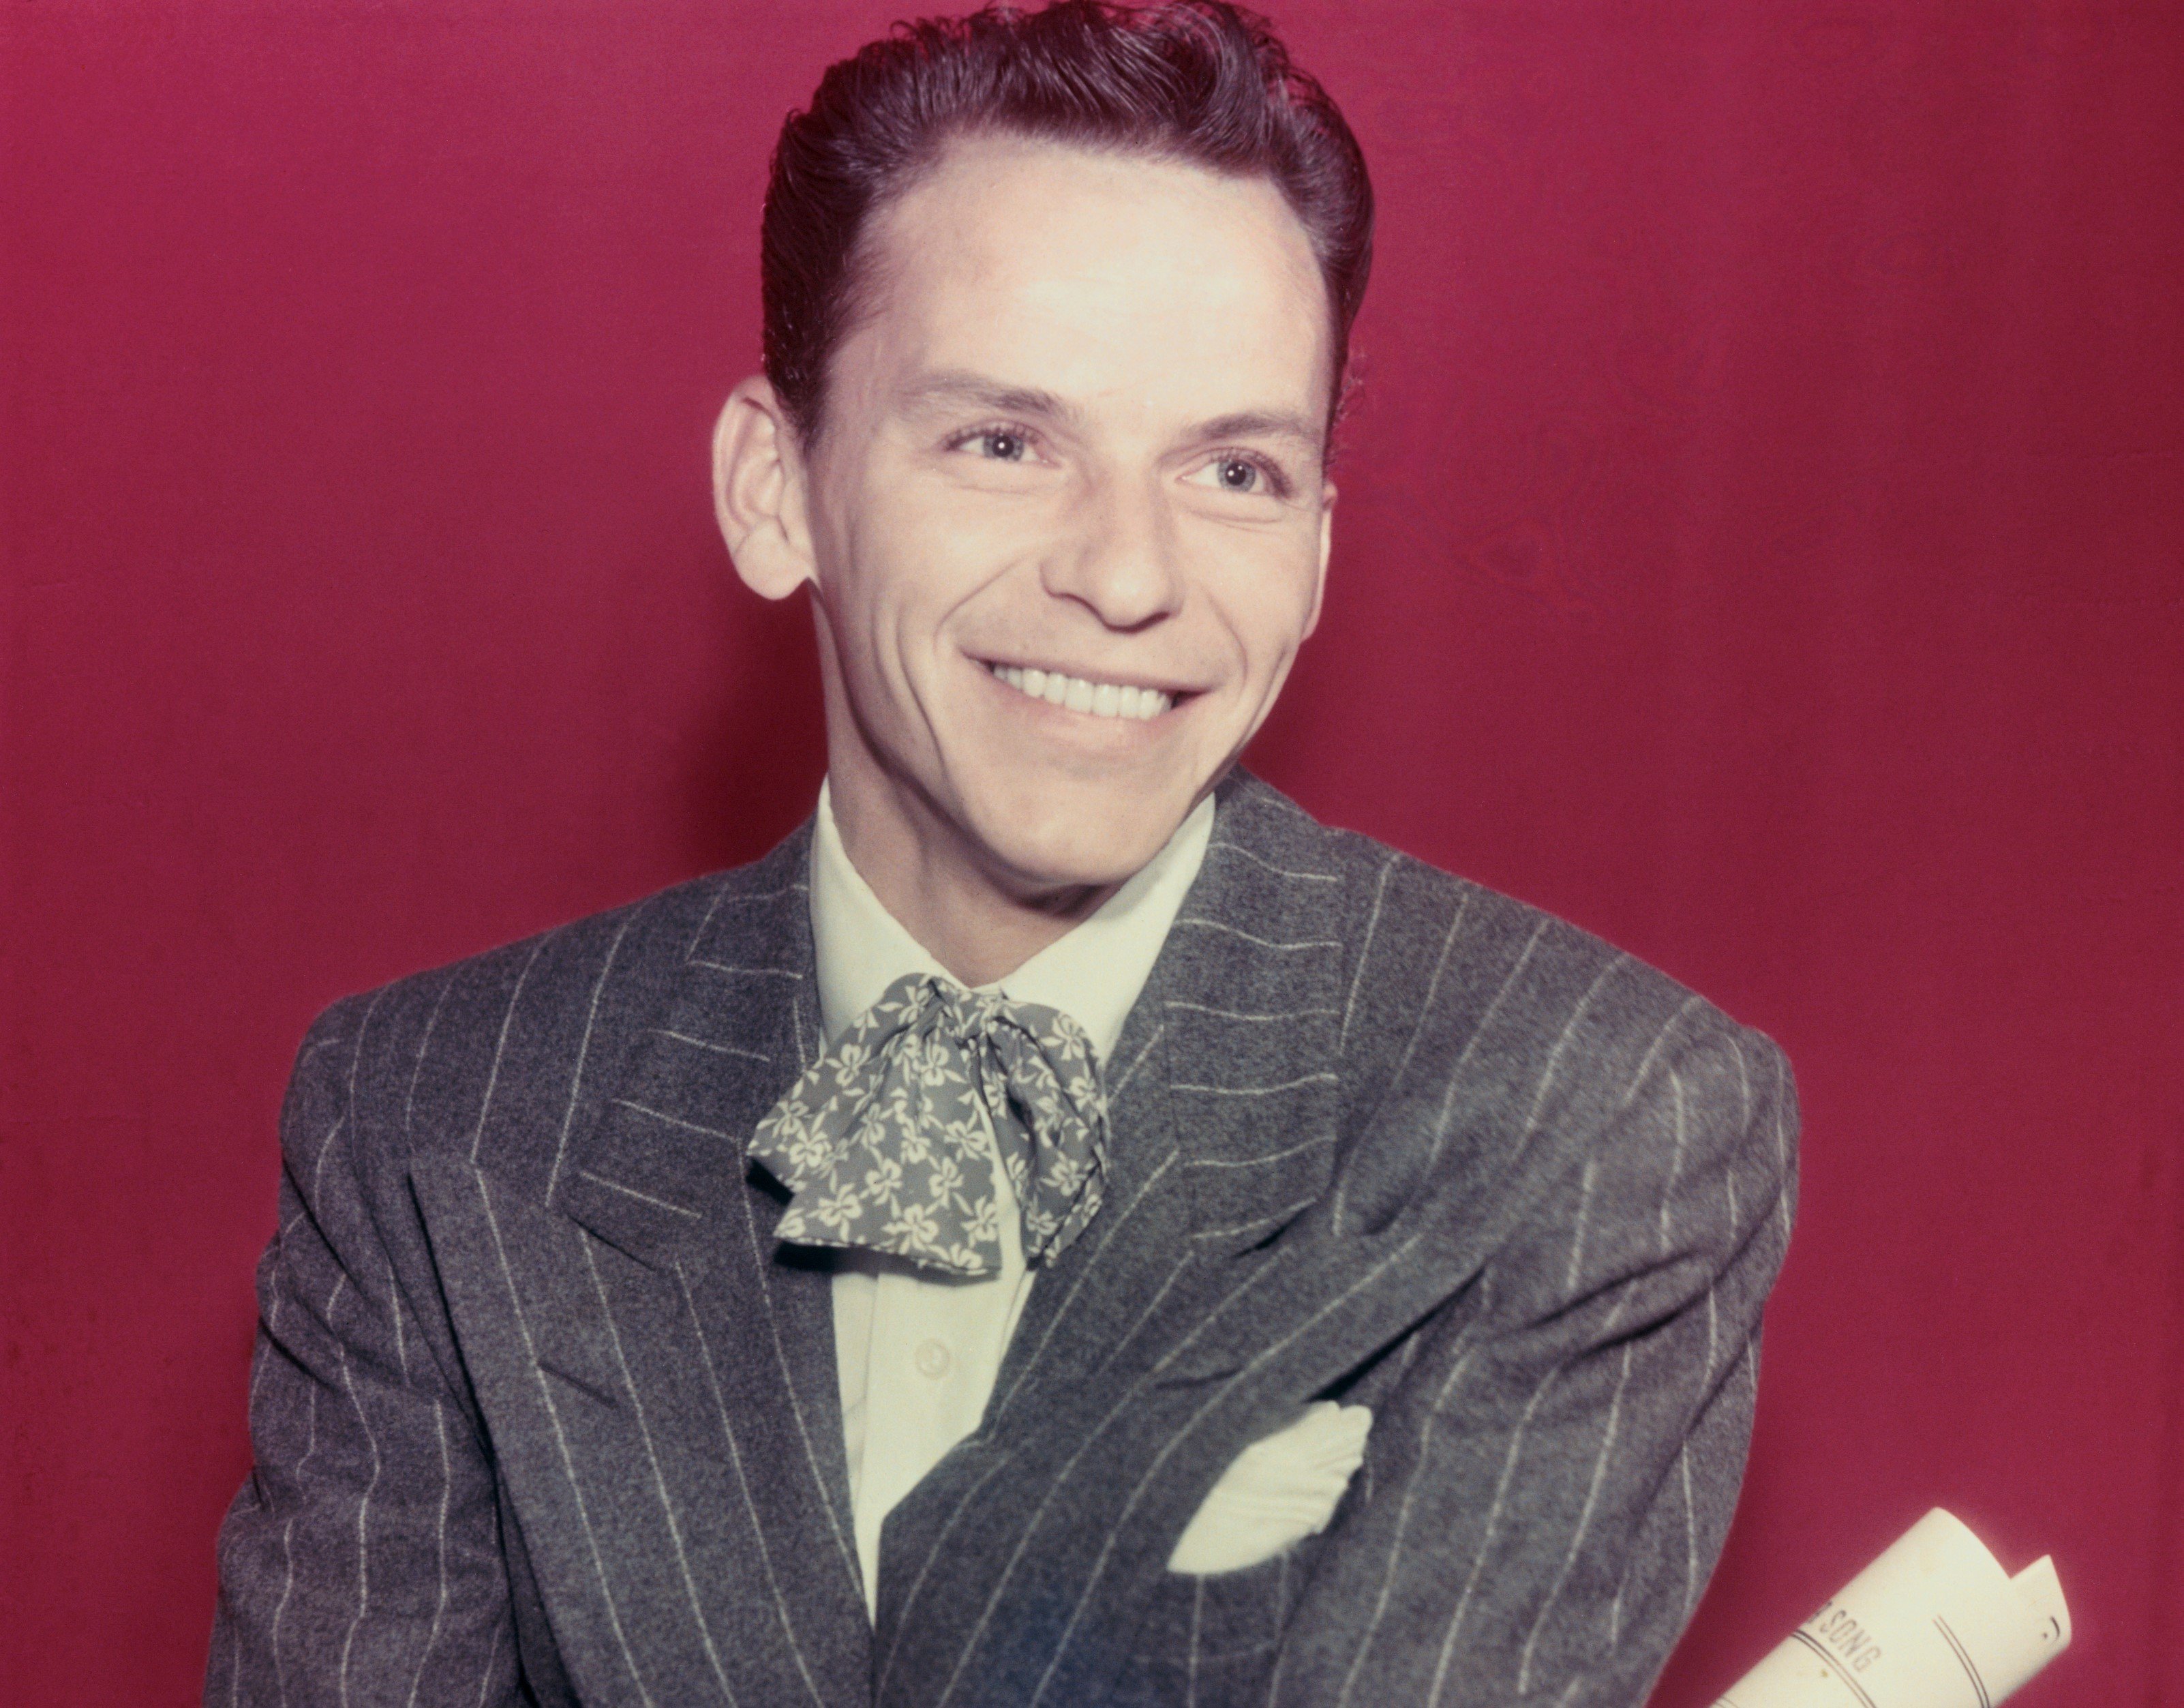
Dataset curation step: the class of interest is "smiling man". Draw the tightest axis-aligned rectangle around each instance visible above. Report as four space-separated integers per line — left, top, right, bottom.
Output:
209 5 1796 1706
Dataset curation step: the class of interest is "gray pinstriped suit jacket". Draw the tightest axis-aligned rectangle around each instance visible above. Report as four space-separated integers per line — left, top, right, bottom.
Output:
208 771 1797 1706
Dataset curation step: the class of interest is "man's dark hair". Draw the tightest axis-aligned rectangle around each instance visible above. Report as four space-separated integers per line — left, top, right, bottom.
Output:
761 0 1373 443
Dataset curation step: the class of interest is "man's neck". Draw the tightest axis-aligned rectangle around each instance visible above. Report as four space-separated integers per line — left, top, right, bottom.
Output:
826 776 1117 989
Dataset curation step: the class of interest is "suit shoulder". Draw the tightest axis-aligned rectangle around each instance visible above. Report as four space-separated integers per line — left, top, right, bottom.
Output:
1226 774 1786 1081
1219 777 1795 1266
287 829 810 1167
1305 817 1796 1225
303 867 727 1051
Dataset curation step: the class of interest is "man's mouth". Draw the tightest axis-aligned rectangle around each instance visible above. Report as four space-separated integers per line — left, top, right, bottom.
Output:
984 661 1175 721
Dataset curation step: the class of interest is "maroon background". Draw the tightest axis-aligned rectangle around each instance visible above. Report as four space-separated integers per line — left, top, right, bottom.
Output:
4 3 2179 1703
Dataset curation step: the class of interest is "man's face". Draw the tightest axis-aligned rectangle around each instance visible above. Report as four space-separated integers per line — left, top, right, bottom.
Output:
802 134 1335 893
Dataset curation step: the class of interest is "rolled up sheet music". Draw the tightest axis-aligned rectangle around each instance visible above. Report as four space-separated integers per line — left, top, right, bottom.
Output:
1712 1509 2069 1707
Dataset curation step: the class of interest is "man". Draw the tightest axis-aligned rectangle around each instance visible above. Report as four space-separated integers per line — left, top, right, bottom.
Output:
209 4 1796 1704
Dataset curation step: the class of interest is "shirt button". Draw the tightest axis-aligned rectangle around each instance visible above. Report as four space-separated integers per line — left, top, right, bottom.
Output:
915 1339 953 1379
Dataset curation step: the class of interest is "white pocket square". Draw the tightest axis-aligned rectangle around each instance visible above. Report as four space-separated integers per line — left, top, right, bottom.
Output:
1166 1400 1372 1575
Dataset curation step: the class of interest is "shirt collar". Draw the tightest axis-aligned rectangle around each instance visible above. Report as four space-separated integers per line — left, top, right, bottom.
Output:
808 779 1214 1064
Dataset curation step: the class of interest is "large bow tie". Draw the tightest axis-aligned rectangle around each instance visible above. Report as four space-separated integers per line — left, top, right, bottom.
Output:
748 973 1110 1277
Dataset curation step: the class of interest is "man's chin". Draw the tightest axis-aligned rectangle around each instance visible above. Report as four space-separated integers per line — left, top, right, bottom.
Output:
961 779 1198 895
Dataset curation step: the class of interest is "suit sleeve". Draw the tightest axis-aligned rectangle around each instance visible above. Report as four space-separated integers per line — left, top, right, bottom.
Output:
207 997 523 1707
1271 1019 1799 1707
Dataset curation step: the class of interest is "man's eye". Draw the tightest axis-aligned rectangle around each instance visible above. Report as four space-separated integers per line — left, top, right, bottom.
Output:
972 430 1029 462
1189 455 1280 496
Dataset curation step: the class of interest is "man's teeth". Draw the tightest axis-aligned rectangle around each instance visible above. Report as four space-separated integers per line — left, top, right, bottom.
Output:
988 663 1172 721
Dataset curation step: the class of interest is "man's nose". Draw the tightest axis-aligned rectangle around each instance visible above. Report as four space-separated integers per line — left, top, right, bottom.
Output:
1040 473 1186 631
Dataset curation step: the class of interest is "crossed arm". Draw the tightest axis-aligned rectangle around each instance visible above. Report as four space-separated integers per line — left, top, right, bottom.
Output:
1257 1022 1800 1707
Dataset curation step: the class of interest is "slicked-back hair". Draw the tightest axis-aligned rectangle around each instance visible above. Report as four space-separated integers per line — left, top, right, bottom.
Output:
761 0 1373 445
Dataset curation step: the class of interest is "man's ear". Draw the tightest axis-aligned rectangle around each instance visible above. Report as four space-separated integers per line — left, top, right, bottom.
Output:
712 375 817 600
1303 478 1336 640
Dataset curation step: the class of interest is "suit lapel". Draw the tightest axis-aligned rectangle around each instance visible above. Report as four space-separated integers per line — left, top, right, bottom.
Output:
980 773 1348 1427
415 828 873 1708
1119 777 1514 1389
1157 778 1350 1257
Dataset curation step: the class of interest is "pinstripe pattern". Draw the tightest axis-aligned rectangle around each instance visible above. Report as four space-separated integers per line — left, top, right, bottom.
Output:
399 1398 451 1708
1172 1072 1338 1098
1337 849 1399 1052
727 1136 866 1604
474 1171 656 1707
990 1150 1183 1423
577 1234 738 1705
1171 918 1344 952
1331 1270 1496 1708
670 1257 832 1707
1201 839 1339 882
333 1285 383 1707
545 909 643 1201
211 771 1795 1707
470 941 545 1165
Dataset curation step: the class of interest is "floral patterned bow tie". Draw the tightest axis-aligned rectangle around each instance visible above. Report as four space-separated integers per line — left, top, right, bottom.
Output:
748 973 1110 1278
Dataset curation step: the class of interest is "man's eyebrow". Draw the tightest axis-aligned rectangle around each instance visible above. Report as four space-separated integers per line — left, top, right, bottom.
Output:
1187 410 1326 457
896 372 1080 423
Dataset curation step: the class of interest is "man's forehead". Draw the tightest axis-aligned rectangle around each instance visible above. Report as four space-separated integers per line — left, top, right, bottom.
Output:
848 134 1336 432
